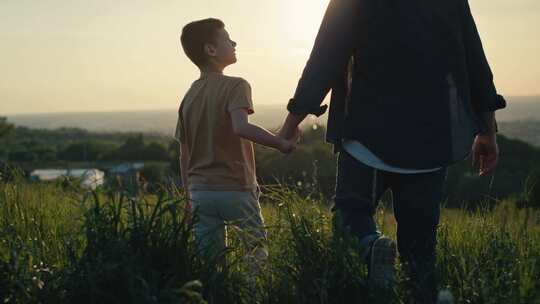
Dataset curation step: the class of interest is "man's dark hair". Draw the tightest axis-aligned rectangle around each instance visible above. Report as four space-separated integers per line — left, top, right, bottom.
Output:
181 18 225 67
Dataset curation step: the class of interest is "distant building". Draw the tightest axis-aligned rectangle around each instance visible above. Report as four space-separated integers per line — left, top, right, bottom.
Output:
30 168 105 190
109 163 145 175
30 169 66 181
107 163 145 194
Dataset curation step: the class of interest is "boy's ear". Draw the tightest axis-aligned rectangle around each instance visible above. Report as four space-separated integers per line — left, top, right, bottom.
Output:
204 43 217 57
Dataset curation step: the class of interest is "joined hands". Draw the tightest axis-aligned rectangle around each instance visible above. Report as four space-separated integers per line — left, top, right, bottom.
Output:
277 126 302 154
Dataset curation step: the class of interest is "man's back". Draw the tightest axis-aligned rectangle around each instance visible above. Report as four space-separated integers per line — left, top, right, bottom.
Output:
345 0 477 168
175 72 257 191
288 0 505 169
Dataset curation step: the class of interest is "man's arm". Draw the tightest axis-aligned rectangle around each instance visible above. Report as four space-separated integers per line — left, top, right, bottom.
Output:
230 109 298 154
284 0 362 135
462 0 506 127
480 112 497 134
279 113 307 140
462 0 505 176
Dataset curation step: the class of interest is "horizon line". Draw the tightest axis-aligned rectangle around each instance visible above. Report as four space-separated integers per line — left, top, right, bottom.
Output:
5 95 540 117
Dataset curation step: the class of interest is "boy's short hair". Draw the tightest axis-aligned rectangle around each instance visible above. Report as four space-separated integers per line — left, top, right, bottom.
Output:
181 18 225 67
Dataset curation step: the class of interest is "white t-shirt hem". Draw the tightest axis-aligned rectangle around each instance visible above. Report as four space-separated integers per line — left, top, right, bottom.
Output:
342 140 443 174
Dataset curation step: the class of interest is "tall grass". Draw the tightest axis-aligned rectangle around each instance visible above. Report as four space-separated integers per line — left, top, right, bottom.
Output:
1 178 539 303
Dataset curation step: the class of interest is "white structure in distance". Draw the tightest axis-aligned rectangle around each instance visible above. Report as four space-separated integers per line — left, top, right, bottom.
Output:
30 168 105 190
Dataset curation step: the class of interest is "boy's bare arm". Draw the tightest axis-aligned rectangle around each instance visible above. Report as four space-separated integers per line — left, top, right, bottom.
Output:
230 108 297 154
179 142 190 200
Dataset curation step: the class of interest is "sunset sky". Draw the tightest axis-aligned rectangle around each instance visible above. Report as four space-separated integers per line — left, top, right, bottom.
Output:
1 0 539 115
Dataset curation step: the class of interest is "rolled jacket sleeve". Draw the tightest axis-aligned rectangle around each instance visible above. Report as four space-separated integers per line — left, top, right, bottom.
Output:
288 0 362 117
462 0 506 113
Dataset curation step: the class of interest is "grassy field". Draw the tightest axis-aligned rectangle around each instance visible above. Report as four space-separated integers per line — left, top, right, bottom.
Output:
1 178 539 304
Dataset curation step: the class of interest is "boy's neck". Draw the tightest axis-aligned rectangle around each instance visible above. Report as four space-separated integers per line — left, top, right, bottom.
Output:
199 62 225 76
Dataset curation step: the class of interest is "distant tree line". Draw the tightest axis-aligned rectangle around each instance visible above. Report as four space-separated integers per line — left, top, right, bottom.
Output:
1 117 539 208
1 134 173 163
0 119 173 164
0 117 13 138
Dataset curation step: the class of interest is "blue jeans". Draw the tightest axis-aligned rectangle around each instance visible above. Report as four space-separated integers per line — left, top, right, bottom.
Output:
334 151 447 303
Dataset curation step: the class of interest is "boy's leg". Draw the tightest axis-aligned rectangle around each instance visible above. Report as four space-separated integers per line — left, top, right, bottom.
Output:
190 191 227 261
391 168 447 304
218 189 267 297
219 188 268 260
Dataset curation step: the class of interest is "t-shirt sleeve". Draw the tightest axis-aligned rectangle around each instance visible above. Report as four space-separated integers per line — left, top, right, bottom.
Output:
227 79 254 114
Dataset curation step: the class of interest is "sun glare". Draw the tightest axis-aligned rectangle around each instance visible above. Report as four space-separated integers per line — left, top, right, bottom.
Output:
283 0 329 47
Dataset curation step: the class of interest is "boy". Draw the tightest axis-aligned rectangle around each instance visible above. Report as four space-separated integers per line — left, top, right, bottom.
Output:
176 18 298 262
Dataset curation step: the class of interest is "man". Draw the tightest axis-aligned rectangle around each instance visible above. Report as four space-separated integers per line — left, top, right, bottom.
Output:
279 0 506 302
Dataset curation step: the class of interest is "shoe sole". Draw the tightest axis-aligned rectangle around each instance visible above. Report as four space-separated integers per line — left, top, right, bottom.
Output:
368 237 397 289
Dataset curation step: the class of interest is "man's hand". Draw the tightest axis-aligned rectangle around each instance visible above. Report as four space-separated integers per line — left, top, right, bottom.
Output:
277 127 302 154
472 133 499 176
277 138 296 154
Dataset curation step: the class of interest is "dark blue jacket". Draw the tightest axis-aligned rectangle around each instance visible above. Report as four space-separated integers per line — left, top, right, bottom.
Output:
287 0 506 169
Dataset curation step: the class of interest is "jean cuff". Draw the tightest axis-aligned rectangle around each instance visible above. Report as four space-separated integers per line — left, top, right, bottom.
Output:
359 232 382 260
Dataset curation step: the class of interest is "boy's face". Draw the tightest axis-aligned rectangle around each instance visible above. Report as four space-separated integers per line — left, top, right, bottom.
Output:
206 28 237 67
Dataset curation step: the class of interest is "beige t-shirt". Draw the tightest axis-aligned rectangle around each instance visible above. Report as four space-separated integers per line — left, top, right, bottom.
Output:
175 72 257 191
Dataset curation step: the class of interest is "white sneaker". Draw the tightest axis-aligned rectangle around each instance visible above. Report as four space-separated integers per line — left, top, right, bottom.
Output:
368 236 397 289
437 290 455 304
